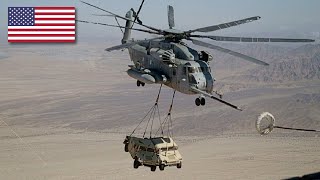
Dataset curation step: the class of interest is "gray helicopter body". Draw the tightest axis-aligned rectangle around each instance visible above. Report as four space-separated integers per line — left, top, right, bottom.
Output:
79 1 314 110
127 39 214 95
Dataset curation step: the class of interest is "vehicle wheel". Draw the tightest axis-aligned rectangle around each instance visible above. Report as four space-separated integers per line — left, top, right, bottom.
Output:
159 164 165 171
136 80 141 87
195 98 201 106
133 160 140 169
141 82 145 87
200 98 205 106
124 144 128 152
151 166 156 172
177 162 182 169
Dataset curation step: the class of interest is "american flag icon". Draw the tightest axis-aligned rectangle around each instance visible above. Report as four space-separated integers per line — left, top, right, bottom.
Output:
8 7 76 43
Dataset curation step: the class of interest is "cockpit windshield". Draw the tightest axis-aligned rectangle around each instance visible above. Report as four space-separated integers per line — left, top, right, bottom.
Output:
188 66 211 73
188 67 197 73
200 66 211 73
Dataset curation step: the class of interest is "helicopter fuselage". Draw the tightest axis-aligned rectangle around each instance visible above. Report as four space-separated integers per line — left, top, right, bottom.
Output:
127 39 214 95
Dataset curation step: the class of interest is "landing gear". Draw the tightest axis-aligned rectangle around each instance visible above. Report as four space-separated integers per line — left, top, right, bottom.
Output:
136 80 145 87
200 97 205 106
195 98 201 106
195 97 205 106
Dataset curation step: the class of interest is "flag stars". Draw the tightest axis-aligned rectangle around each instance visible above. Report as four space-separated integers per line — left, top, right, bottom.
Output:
8 7 34 26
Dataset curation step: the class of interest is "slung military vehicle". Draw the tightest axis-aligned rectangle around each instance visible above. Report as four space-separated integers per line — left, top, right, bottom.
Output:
124 136 182 171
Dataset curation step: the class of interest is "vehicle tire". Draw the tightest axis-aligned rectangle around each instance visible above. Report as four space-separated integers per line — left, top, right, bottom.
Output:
151 166 156 171
137 80 140 87
159 164 165 171
141 82 145 87
124 144 128 152
200 98 205 106
177 162 182 169
133 160 140 169
195 98 201 106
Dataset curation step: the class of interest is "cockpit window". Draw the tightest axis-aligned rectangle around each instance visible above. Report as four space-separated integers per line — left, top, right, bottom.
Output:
187 66 211 73
200 67 211 73
188 75 197 84
188 67 196 73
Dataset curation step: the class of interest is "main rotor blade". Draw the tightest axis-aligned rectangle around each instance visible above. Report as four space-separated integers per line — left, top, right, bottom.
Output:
186 16 261 33
91 14 114 17
190 87 242 111
131 0 145 27
191 38 269 66
192 35 315 43
105 36 164 51
168 5 175 29
76 20 160 35
80 1 162 33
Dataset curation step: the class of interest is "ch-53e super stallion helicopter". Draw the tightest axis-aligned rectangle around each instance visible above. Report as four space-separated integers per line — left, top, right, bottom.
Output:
78 1 314 111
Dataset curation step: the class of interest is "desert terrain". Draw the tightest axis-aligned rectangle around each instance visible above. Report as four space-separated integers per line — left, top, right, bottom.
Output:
0 43 319 179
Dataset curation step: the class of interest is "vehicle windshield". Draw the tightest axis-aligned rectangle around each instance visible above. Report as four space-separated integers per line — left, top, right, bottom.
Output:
160 146 178 151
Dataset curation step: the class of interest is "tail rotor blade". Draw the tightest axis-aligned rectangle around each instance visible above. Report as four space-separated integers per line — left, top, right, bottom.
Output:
168 5 175 29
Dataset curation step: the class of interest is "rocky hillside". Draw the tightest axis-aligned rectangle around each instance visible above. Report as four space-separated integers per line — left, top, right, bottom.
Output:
222 44 320 83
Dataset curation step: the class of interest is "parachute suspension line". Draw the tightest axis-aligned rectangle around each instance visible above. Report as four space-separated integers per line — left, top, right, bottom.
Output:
256 112 320 136
274 126 320 132
129 84 162 137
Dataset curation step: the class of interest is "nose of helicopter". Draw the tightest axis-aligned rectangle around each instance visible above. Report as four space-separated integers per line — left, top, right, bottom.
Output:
191 73 214 93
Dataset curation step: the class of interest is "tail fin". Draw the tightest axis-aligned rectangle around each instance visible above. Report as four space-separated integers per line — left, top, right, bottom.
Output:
121 10 134 44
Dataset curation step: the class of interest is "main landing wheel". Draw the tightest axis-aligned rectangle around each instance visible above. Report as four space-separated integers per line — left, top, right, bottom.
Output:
195 97 206 106
200 97 205 106
195 98 201 106
136 80 145 87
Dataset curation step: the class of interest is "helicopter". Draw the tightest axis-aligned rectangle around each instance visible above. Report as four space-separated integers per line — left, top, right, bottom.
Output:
78 1 315 111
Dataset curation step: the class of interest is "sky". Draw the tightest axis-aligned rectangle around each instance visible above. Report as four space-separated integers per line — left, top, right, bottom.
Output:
1 0 320 43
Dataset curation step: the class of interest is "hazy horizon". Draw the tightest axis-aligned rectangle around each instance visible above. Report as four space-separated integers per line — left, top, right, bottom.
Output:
1 0 320 43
